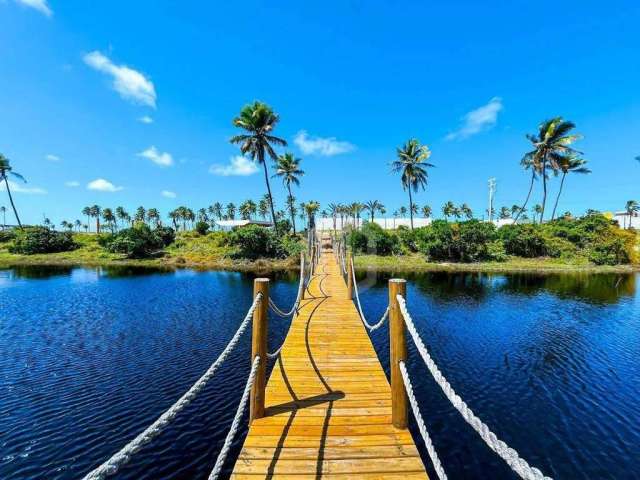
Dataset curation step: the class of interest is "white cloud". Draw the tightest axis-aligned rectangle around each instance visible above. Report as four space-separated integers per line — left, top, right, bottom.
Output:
14 0 52 17
138 115 153 124
293 130 355 156
209 155 258 176
83 51 156 107
8 180 47 195
137 146 173 167
445 97 503 141
45 154 60 162
87 178 123 192
161 190 176 198
65 181 80 187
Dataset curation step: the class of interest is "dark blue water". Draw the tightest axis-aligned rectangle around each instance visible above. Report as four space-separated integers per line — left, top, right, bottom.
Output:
1 266 639 479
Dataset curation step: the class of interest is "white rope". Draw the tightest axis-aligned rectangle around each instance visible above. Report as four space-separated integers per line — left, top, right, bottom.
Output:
268 254 305 317
208 355 260 480
82 294 263 480
396 295 552 480
351 260 389 332
399 361 448 480
267 344 284 359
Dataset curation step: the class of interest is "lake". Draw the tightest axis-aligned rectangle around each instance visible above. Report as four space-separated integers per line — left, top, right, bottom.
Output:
1 266 638 479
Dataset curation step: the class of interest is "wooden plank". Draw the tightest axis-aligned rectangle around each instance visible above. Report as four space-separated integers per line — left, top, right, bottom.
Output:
231 244 428 479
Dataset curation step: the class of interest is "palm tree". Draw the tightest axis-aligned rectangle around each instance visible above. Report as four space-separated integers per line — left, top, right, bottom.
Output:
74 219 82 231
168 209 179 230
514 154 538 223
305 201 320 230
399 206 407 218
0 154 26 229
90 205 101 233
510 204 522 218
0 206 6 229
226 202 236 220
350 202 365 228
102 208 116 233
499 206 511 220
364 200 383 222
460 203 473 219
147 208 161 227
442 201 455 221
391 139 434 230
240 200 257 220
82 206 92 232
257 197 269 221
230 101 287 232
550 155 590 220
43 217 51 228
115 206 128 230
452 206 461 221
328 203 339 232
392 210 399 228
135 206 146 225
533 204 543 224
522 117 582 221
274 152 304 234
421 205 432 218
624 200 639 229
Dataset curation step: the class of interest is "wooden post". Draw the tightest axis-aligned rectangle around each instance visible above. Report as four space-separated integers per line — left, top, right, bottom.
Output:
389 278 408 429
346 252 353 299
250 278 269 422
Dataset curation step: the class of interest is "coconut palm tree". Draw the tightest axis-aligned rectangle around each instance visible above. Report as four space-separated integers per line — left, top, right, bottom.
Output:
74 219 82 231
147 208 161 227
510 204 522 218
499 206 511 220
240 200 257 220
533 204 543 224
82 207 92 232
274 152 304 234
350 202 365 228
399 206 407 218
624 200 639 229
115 207 128 230
230 101 287 232
452 206 461 221
328 203 339 232
421 205 432 218
305 201 320 230
522 117 582 222
550 155 590 220
0 154 26 229
168 209 179 230
90 205 102 233
514 154 538 223
391 139 434 230
134 206 146 225
364 200 383 222
102 208 116 232
226 202 236 220
257 197 269 221
392 210 399 228
460 203 473 219
442 201 455 221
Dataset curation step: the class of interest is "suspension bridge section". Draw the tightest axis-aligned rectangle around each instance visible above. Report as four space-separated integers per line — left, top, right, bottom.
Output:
230 244 428 478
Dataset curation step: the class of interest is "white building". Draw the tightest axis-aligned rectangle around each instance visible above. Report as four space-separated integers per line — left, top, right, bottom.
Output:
215 219 272 230
315 217 432 231
613 212 640 229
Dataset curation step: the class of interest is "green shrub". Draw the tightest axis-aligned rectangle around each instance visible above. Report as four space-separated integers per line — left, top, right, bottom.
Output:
457 220 497 262
396 225 418 253
486 239 507 262
281 234 305 257
0 229 16 243
498 224 548 257
99 224 175 258
348 222 398 256
542 236 577 259
227 224 285 259
195 221 209 235
587 237 631 265
9 227 78 254
415 220 454 260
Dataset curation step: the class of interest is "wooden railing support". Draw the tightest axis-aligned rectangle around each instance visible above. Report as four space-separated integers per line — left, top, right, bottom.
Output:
346 252 353 299
250 278 269 422
389 278 408 429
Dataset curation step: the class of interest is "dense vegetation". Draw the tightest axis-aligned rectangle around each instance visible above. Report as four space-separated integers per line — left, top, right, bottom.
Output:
347 214 637 266
8 227 78 255
98 224 176 258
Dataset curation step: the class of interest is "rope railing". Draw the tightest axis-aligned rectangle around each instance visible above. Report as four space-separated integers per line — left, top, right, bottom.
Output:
350 259 389 332
268 253 306 318
396 295 553 480
208 355 260 480
82 294 263 480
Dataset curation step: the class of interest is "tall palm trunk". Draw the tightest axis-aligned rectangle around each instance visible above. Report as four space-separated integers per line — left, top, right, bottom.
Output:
514 170 535 223
540 160 548 223
96 217 100 234
551 172 567 220
408 188 414 230
287 183 296 234
2 174 22 229
261 158 278 234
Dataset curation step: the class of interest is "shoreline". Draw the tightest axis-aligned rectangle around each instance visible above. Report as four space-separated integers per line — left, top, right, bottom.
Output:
1 253 638 275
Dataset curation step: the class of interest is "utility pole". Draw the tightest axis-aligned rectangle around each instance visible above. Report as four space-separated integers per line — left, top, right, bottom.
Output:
488 178 496 222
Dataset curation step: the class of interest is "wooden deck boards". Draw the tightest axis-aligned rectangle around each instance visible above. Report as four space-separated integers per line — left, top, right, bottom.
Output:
231 242 428 479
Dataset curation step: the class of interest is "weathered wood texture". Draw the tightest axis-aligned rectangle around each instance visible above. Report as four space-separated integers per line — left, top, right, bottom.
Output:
231 241 428 479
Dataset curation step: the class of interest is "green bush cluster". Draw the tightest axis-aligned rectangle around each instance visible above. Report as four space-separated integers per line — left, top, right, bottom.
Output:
227 224 303 259
9 227 78 255
348 222 399 256
99 224 175 258
0 229 16 243
414 220 503 262
195 221 209 235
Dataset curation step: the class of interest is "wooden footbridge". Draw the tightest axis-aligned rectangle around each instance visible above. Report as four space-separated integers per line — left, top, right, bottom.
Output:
231 237 428 478
83 233 552 480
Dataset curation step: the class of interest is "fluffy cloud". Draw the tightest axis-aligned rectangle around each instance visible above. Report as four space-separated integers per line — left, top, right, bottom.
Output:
83 51 156 107
65 181 80 187
138 115 153 124
45 154 60 161
87 178 123 192
209 155 258 176
14 0 52 17
137 146 173 167
445 97 503 141
293 130 355 156
8 180 47 194
161 190 177 198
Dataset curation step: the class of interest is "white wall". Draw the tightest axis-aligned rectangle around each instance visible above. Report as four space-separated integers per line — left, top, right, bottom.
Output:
315 217 432 231
614 213 640 229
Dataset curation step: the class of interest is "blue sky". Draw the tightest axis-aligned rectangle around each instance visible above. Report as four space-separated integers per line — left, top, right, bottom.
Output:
1 0 639 225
